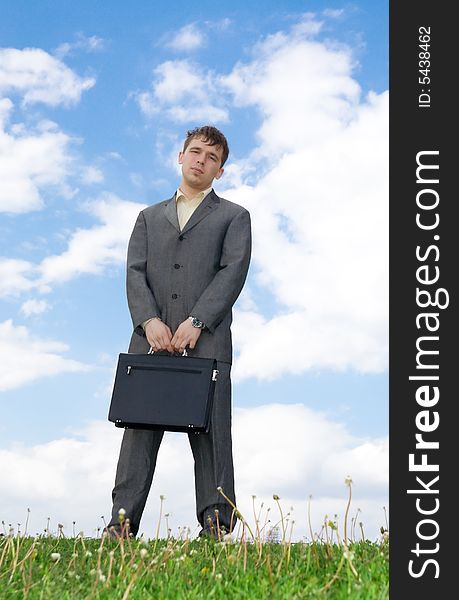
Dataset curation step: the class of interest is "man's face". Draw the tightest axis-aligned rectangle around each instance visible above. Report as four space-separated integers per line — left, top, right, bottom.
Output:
178 136 224 191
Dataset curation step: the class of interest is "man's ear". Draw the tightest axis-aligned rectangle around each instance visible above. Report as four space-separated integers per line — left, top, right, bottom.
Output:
178 151 184 164
214 167 224 180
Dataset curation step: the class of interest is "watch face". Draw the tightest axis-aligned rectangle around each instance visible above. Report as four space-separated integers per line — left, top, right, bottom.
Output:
191 317 203 328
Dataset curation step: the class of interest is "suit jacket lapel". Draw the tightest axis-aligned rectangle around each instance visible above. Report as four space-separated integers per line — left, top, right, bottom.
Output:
181 189 220 234
163 195 180 232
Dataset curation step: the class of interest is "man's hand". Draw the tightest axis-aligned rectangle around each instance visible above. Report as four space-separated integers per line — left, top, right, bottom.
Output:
171 319 202 353
145 318 174 353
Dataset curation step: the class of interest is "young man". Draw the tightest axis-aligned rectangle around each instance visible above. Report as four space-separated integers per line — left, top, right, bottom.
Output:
106 126 252 539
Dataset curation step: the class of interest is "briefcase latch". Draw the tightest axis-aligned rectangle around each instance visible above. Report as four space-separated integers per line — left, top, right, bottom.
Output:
212 369 219 381
126 366 132 375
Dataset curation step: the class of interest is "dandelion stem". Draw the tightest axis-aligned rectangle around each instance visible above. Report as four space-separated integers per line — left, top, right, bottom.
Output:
154 496 165 553
273 495 286 546
359 522 365 542
383 506 389 533
307 496 314 545
343 477 353 547
217 487 255 541
24 509 30 538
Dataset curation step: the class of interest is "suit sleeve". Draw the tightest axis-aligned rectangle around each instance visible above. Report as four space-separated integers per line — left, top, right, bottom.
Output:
190 208 252 334
126 210 160 336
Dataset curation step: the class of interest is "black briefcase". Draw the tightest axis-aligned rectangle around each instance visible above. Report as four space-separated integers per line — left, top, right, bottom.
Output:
108 351 219 433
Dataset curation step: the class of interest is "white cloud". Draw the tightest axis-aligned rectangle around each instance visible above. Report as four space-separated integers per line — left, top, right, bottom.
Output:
54 33 106 59
0 257 37 297
229 90 388 379
39 194 146 285
0 47 96 213
291 13 324 37
0 195 144 297
151 60 204 104
0 404 388 540
165 24 205 51
129 172 143 187
0 47 95 106
209 18 232 32
105 151 124 162
135 60 228 123
220 37 361 159
166 104 228 124
0 98 76 213
213 20 389 377
323 9 345 19
232 308 386 382
20 299 50 316
80 165 104 184
0 320 91 391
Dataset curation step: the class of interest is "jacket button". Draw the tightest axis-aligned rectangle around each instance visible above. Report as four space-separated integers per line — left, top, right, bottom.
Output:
171 293 178 299
174 263 181 269
179 235 184 241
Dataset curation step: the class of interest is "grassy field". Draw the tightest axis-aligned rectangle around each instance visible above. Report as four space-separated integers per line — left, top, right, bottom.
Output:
0 533 388 599
0 524 388 598
0 488 389 599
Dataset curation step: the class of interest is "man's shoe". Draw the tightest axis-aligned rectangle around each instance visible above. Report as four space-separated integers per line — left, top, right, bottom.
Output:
102 526 133 540
198 526 233 542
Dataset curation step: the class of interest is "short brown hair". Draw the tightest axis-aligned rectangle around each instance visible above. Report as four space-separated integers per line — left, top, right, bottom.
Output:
183 125 229 167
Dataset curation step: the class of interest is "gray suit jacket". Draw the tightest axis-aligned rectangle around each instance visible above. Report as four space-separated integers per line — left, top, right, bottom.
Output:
126 189 252 363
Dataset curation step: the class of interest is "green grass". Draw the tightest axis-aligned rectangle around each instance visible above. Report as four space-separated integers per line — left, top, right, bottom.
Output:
1 486 389 598
0 530 388 599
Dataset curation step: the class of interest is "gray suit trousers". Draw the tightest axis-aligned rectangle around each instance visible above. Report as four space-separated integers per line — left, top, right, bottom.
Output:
108 362 236 536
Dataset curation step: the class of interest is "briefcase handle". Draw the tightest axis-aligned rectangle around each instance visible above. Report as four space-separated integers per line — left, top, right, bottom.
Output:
147 346 219 382
148 346 188 357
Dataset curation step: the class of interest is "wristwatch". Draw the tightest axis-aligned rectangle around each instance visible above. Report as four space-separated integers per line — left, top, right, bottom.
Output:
189 316 205 329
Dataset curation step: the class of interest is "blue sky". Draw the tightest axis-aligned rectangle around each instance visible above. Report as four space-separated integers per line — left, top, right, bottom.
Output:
0 1 388 540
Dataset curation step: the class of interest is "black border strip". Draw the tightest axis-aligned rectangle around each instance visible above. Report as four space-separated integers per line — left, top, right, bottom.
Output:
390 1 455 596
